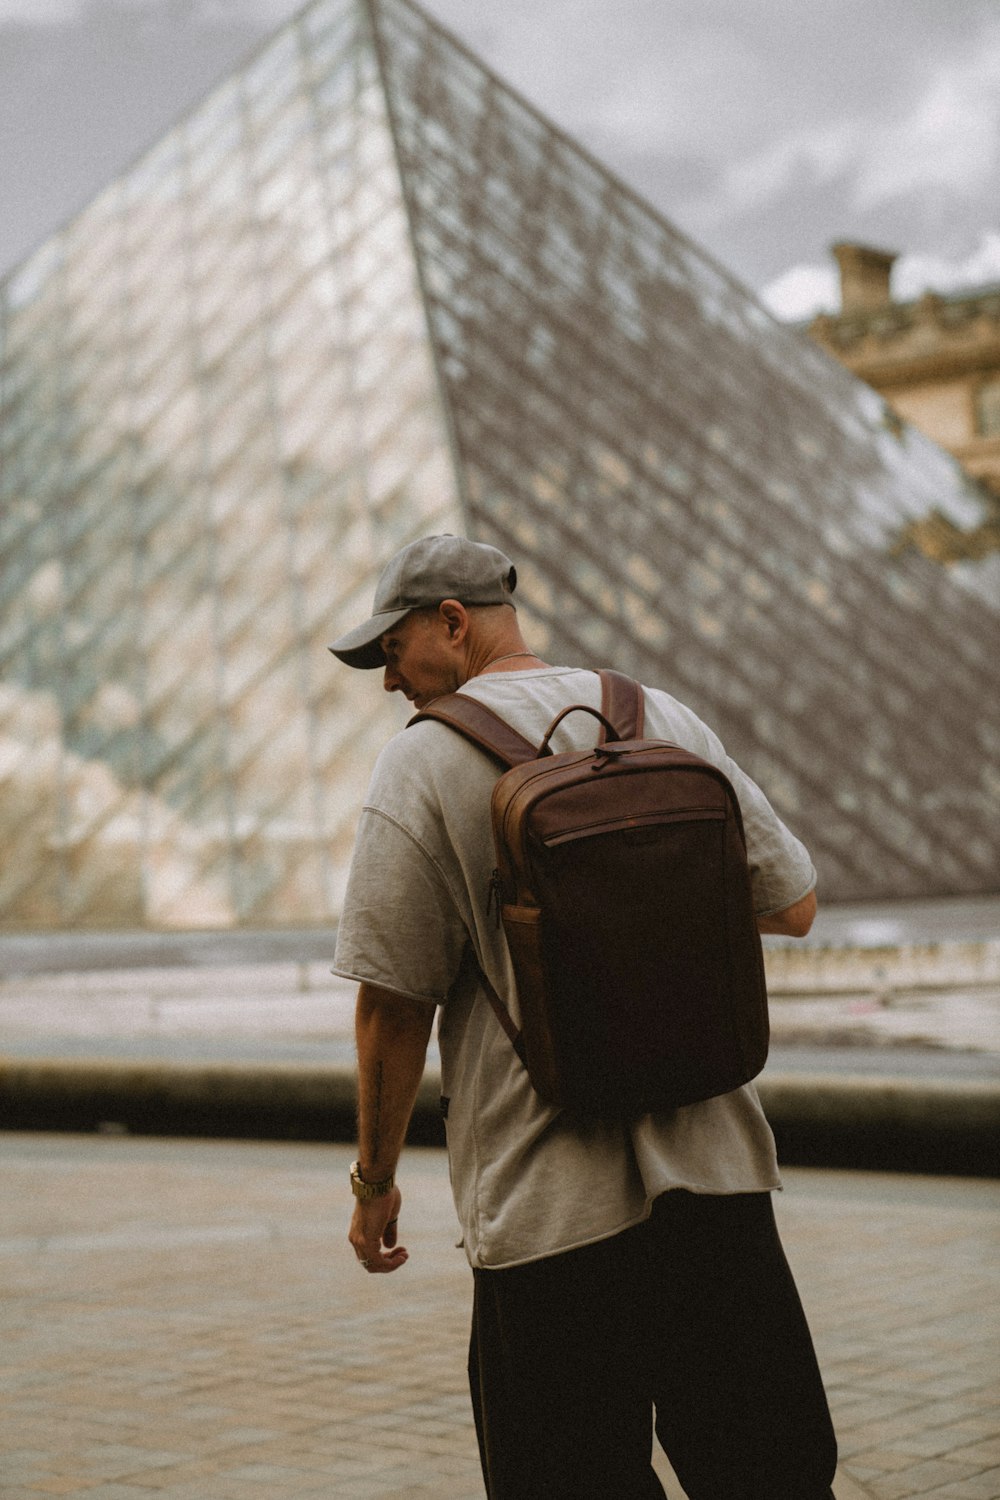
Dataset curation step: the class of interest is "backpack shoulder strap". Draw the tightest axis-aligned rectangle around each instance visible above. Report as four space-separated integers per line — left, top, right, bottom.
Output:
407 698 534 1062
597 669 645 742
408 693 539 768
410 673 641 1073
477 967 529 1067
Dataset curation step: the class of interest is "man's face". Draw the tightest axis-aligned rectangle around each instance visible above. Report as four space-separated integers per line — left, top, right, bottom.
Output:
379 607 458 710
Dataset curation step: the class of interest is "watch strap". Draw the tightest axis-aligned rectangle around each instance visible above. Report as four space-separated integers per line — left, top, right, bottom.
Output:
350 1160 395 1200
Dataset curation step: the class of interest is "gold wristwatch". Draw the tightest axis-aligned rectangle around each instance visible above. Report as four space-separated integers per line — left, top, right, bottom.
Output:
350 1160 395 1201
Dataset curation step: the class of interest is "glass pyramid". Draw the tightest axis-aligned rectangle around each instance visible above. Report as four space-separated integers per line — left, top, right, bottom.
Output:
1 0 997 929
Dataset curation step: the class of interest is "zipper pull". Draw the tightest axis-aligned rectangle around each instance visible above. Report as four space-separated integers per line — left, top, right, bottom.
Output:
487 869 503 929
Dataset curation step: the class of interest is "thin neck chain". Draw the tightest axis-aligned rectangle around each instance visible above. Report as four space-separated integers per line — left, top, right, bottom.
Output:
484 652 539 669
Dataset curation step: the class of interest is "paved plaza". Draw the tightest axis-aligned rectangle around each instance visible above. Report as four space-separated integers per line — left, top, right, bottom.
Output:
2 905 999 1495
2 1134 999 1500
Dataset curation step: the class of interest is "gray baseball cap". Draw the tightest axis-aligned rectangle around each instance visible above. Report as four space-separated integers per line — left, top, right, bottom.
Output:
328 534 518 669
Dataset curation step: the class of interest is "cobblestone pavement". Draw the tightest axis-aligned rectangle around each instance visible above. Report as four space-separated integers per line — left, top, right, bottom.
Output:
2 1135 998 1499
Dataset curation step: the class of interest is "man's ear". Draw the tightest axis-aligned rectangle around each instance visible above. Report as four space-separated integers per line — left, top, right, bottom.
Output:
438 599 468 644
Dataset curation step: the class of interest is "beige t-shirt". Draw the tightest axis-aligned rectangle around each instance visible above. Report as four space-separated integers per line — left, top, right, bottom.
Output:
334 667 816 1269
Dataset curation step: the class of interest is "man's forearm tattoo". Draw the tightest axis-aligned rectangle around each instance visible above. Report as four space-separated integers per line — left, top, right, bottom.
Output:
370 1059 385 1166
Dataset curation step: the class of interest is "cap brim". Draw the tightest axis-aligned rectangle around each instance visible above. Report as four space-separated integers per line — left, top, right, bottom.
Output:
327 606 413 669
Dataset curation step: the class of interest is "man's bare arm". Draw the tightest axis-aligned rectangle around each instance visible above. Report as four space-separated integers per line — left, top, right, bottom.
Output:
756 889 817 937
348 981 435 1275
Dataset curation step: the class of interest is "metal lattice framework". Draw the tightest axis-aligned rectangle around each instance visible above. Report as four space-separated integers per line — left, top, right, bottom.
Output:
1 0 998 928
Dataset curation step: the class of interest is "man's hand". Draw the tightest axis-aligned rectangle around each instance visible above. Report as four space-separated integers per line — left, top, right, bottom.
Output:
349 1183 408 1274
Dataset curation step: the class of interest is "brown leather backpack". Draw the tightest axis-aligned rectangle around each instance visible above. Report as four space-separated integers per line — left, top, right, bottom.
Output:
410 670 768 1116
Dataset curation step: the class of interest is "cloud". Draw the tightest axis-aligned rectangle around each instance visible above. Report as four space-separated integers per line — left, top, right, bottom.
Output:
0 0 295 22
0 0 279 277
0 0 78 17
712 121 861 224
855 30 1000 206
893 230 1000 300
761 229 1000 322
759 264 840 323
666 14 1000 284
593 24 767 156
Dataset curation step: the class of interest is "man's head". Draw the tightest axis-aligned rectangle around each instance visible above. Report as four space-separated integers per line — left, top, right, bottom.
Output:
328 535 522 707
328 534 517 670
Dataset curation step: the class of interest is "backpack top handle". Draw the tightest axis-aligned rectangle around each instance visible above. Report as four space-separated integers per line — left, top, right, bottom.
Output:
535 704 622 757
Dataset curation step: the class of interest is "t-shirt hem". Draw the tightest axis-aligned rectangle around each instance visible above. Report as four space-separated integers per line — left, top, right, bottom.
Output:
467 1180 780 1270
329 965 442 1006
469 1209 652 1270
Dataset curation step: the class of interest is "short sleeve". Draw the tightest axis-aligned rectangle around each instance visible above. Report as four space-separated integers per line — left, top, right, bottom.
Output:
722 761 817 915
333 806 468 1003
642 688 817 916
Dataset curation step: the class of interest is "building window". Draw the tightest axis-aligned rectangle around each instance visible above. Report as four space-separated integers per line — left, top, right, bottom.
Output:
974 378 1000 437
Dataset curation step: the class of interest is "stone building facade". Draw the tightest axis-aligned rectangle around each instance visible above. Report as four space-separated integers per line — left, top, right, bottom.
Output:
809 243 1000 560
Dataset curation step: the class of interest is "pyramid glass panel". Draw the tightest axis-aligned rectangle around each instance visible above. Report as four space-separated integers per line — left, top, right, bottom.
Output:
0 0 463 929
1 0 998 930
373 0 1000 902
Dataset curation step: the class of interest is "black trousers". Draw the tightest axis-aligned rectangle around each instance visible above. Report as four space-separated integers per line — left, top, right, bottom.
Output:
469 1191 837 1500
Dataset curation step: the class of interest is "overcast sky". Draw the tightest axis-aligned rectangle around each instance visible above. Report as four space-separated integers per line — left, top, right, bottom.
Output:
1 0 999 319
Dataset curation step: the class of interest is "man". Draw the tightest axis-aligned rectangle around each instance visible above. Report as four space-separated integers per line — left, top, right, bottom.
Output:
330 534 837 1500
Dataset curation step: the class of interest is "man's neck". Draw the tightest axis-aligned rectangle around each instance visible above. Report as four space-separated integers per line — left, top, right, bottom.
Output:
475 650 549 677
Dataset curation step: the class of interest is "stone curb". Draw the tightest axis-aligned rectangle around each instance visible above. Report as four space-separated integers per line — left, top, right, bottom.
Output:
756 1071 1000 1175
763 938 1000 993
2 1056 998 1176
